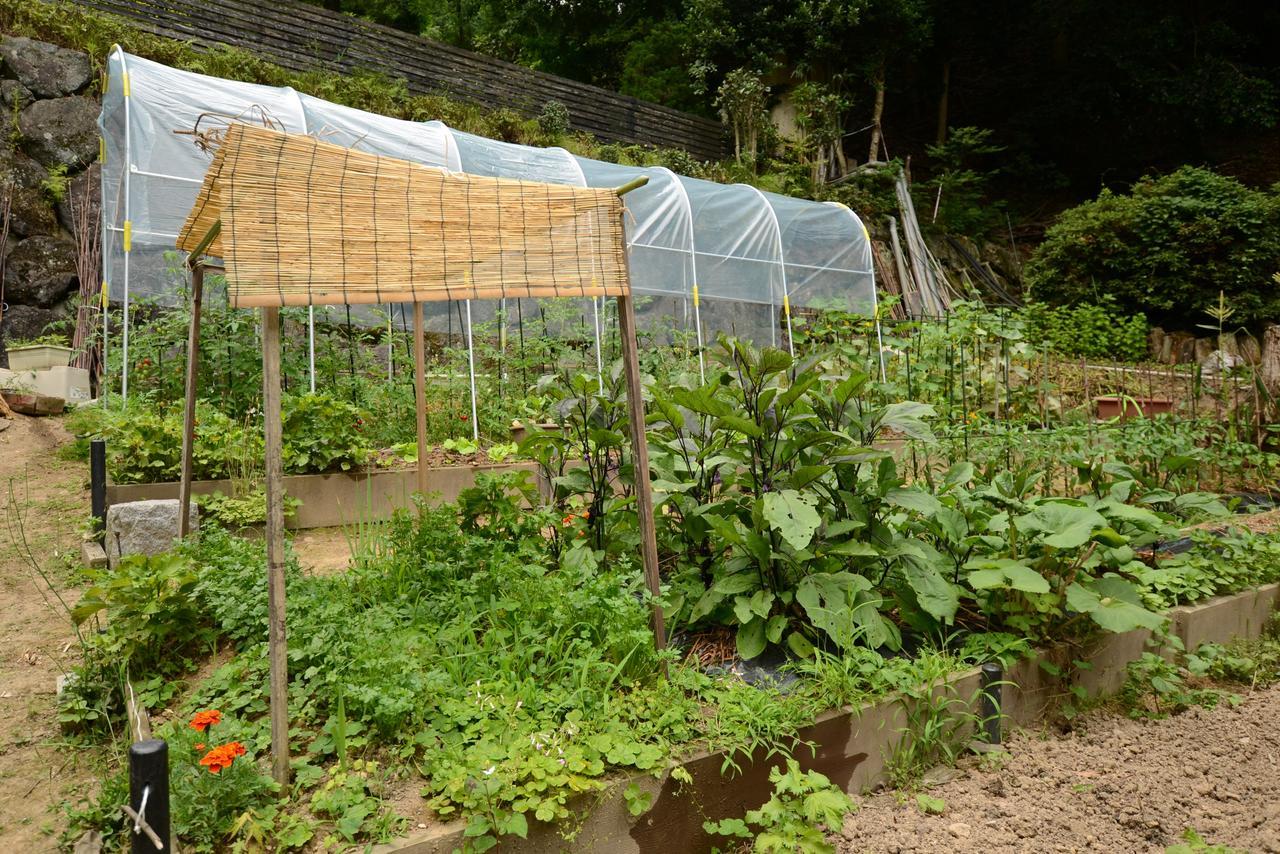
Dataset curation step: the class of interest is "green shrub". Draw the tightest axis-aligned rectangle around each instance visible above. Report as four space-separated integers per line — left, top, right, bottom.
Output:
280 393 371 473
1026 166 1280 327
1023 298 1149 361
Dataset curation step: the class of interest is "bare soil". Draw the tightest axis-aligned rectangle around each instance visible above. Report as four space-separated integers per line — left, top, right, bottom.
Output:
0 414 95 852
837 684 1280 854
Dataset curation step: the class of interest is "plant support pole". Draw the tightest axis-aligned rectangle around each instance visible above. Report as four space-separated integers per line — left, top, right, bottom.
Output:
413 301 429 499
464 299 479 442
177 262 204 539
614 176 667 659
261 306 290 785
307 306 316 393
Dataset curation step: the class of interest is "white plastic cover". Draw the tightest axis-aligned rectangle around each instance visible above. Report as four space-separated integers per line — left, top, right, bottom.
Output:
99 47 875 330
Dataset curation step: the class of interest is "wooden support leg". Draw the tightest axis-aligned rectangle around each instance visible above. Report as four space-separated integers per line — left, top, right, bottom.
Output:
413 301 428 500
616 293 667 656
261 306 290 785
178 264 204 538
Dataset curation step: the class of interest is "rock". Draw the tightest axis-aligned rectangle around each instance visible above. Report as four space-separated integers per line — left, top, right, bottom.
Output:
0 37 92 98
4 234 77 307
947 822 971 839
922 765 964 787
80 540 107 569
105 499 199 568
1 302 64 341
55 163 100 235
0 146 58 237
0 78 31 108
18 95 99 169
1200 349 1244 374
1194 337 1215 363
72 829 102 854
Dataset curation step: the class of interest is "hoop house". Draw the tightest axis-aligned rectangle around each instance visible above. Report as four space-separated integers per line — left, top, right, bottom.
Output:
99 47 878 402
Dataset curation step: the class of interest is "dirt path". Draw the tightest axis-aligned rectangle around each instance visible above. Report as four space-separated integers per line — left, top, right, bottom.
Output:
838 683 1280 854
0 415 95 852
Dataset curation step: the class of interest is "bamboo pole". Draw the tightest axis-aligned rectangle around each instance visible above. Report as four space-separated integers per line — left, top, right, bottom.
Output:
618 290 666 658
177 263 204 539
261 306 290 785
614 177 666 658
413 301 428 499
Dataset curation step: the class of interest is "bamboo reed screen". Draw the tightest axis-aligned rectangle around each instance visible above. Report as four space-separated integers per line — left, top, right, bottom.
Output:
177 124 629 307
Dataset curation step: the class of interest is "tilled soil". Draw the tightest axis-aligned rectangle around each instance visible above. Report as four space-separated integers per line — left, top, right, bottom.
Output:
0 415 94 851
838 683 1280 854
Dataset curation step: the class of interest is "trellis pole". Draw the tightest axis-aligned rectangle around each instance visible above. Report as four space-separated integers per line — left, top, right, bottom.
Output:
614 176 667 656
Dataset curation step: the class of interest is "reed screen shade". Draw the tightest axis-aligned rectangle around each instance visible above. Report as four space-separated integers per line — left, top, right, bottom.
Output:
178 124 629 307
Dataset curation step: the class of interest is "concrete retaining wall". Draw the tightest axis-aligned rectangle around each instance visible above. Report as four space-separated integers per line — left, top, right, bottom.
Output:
106 462 540 529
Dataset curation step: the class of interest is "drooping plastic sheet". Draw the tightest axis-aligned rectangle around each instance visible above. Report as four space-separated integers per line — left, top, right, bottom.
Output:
99 47 877 351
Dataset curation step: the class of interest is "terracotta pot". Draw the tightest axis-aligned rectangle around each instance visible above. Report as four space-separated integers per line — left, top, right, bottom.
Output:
1094 396 1174 420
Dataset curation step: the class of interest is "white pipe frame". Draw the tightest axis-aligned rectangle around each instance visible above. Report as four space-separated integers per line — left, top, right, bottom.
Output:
739 184 793 356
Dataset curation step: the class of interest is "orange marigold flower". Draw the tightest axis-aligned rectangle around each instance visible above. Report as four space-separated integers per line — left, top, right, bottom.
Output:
561 516 574 527
189 710 222 732
580 511 590 520
199 741 247 774
195 743 205 751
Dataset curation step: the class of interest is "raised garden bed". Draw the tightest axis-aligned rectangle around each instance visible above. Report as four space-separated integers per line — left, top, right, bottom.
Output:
106 462 541 529
375 583 1280 854
1094 395 1174 419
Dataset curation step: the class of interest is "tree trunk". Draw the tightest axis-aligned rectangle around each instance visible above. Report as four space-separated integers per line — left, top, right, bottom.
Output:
935 61 951 146
867 63 886 164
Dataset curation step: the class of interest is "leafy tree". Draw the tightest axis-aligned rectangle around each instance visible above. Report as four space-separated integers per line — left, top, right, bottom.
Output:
1025 167 1280 328
715 68 769 169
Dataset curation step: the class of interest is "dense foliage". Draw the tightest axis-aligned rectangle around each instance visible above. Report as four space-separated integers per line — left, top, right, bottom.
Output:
304 0 1280 201
1026 167 1280 328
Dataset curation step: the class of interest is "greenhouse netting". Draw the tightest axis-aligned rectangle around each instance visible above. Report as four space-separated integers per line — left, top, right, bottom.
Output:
99 47 878 403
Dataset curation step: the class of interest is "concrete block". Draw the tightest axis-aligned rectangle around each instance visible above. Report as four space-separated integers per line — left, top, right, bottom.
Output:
79 540 107 569
105 499 198 568
33 365 90 403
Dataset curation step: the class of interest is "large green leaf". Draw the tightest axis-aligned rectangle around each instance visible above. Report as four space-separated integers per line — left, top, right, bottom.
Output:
885 487 943 516
762 490 821 550
1066 578 1165 633
901 559 959 621
796 572 871 649
876 401 936 440
736 618 767 659
1018 501 1107 549
965 558 1049 594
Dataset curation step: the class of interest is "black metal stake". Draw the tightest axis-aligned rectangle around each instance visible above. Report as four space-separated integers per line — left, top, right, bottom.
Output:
128 739 169 853
980 662 1003 745
90 440 106 544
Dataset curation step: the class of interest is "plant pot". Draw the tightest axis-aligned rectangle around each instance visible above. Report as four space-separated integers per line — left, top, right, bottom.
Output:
7 345 73 371
1094 395 1174 420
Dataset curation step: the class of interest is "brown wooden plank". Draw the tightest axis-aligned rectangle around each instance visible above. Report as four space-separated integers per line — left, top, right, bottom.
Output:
261 306 291 786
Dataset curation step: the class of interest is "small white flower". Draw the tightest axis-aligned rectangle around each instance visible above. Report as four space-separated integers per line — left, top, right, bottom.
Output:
483 766 496 776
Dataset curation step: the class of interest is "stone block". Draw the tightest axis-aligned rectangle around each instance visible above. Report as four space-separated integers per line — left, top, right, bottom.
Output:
18 95 99 169
105 499 199 568
80 540 107 569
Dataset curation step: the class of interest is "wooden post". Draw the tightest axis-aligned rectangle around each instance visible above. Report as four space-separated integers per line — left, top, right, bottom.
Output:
261 306 290 785
413 301 429 499
616 291 667 655
177 264 204 538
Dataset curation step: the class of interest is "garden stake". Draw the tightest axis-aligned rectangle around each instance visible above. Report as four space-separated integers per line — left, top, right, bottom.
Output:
127 739 169 853
90 439 106 544
980 662 1003 744
262 305 291 785
414 301 429 500
615 177 668 663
